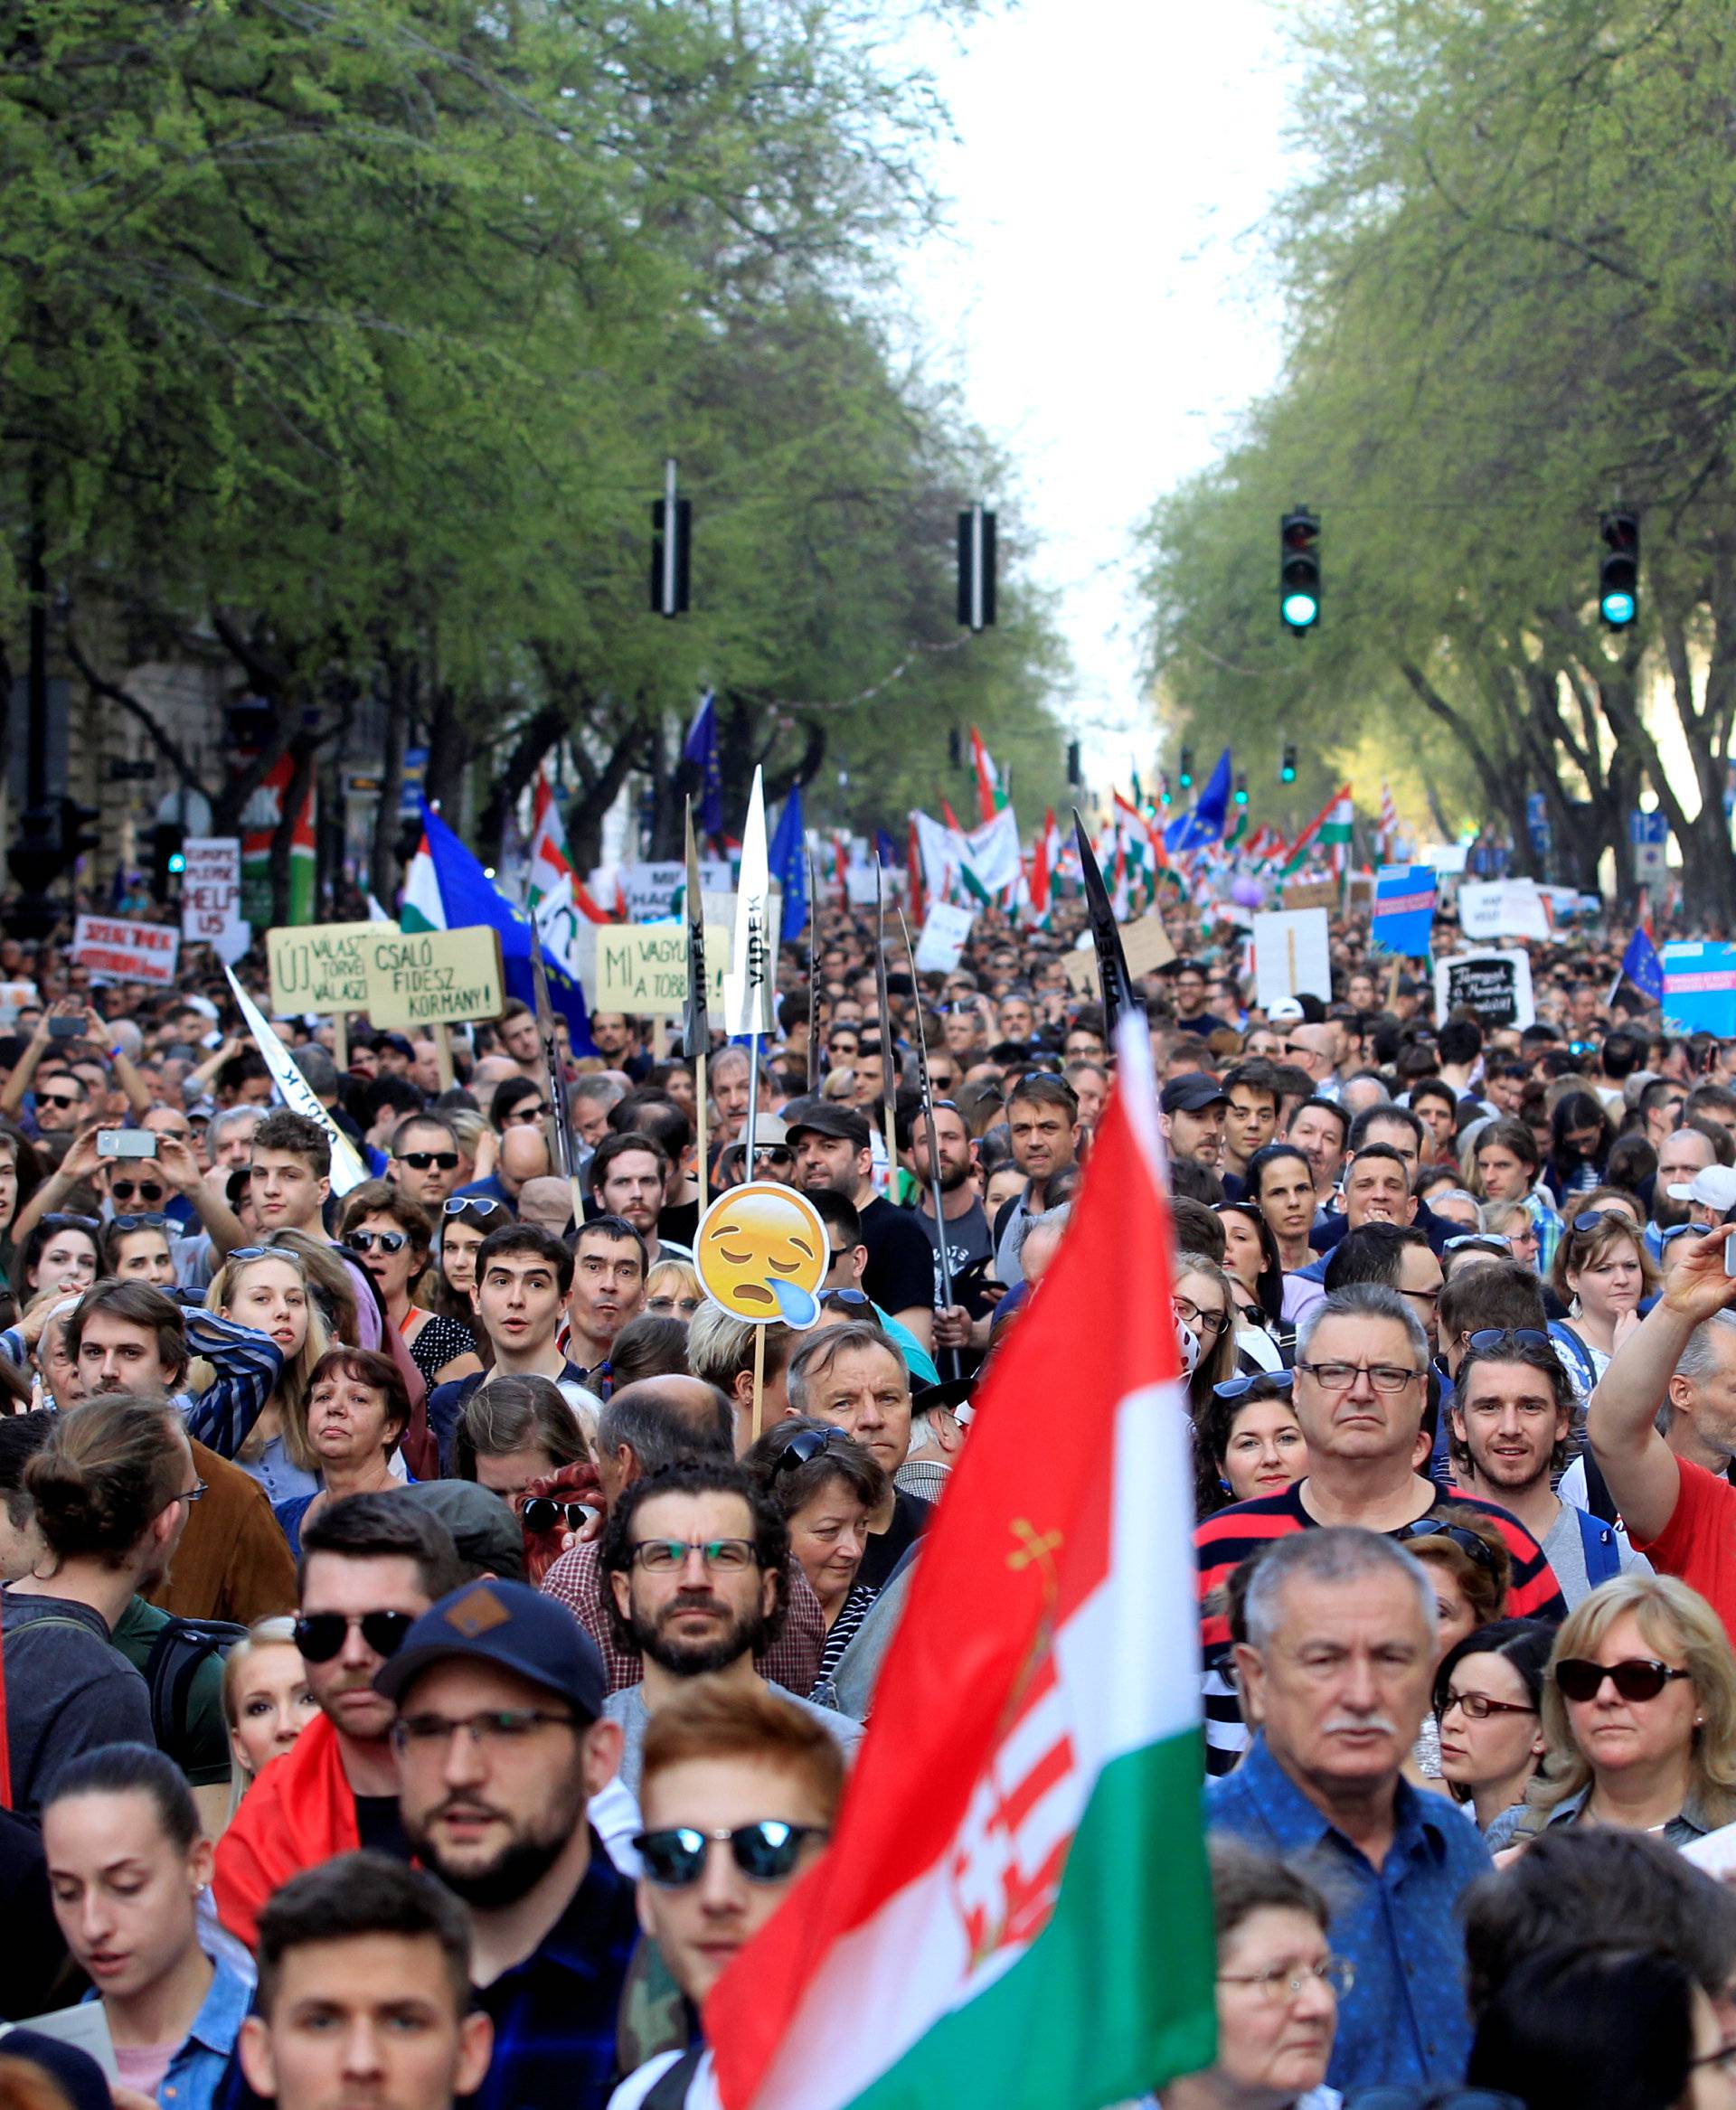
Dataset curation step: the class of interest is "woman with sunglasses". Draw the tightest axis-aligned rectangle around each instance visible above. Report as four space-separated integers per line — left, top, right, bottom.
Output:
1432 1619 1552 1837
1194 1373 1307 1518
336 1182 479 1392
644 1257 703 1323
1548 1209 1658 1404
271 1348 411 1560
1492 1573 1736 1850
745 1419 890 1694
1214 1205 1288 1370
100 1212 178 1288
1175 1251 1241 1417
221 1615 317 1811
204 1248 329 1505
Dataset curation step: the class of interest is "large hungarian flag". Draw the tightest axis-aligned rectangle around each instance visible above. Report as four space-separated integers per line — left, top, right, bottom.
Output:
1279 783 1354 877
707 1025 1216 2110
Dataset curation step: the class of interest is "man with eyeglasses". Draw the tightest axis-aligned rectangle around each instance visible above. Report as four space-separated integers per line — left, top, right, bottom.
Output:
608 1680 843 2110
600 1460 861 1797
213 1493 465 1950
377 1579 638 2110
390 1112 467 1208
1196 1284 1565 1773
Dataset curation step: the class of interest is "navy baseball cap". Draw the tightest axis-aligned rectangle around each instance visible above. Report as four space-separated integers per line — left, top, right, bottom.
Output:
1161 1072 1231 1116
373 1578 606 1722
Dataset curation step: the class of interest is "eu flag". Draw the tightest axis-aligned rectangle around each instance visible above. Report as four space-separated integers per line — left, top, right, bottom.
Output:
682 690 724 838
769 784 808 940
1164 749 1232 854
1622 926 1665 1003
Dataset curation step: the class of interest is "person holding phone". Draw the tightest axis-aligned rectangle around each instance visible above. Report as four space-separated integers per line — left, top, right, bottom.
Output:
11 1123 247 1278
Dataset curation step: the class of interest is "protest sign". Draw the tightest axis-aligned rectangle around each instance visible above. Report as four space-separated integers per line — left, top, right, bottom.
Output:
1458 879 1549 942
71 916 180 986
365 926 505 1030
616 859 732 922
180 839 248 961
268 921 384 1015
1346 873 1375 915
595 923 730 1016
1252 909 1332 1009
1371 864 1438 958
1062 911 1176 994
1660 942 1736 1037
224 967 370 1195
1281 880 1336 912
1435 948 1536 1030
913 901 976 974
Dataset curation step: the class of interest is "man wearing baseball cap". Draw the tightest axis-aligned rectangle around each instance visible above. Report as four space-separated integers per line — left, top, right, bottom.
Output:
376 1579 637 2110
786 1101 935 1352
1160 1072 1230 1174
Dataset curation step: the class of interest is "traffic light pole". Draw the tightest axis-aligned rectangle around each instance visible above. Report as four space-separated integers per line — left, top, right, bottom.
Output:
10 504 64 938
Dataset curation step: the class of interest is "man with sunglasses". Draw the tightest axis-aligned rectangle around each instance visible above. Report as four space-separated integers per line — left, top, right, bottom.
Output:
390 1112 467 1208
375 1580 637 2110
1196 1284 1565 1773
213 1493 465 1950
609 1680 844 2110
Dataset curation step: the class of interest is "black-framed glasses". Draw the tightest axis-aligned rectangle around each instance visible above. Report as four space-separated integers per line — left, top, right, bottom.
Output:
1212 1371 1295 1400
111 1211 172 1232
293 1610 417 1663
37 1092 82 1111
1554 1656 1694 1705
520 1496 590 1534
164 1480 207 1512
443 1195 504 1217
1394 1516 1504 1576
1295 1359 1420 1393
398 1151 460 1171
1439 1689 1537 1722
346 1229 408 1256
634 1821 829 1889
1173 1295 1229 1338
502 1104 548 1126
629 1538 760 1573
392 1708 576 1757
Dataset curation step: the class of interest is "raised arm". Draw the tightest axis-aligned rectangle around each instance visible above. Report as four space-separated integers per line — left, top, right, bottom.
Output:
1588 1229 1735 1541
154 1133 247 1263
180 1309 284 1457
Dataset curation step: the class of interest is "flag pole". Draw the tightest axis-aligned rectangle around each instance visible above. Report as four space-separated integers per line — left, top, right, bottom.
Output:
806 845 821 1097
730 768 774 1204
900 909 961 1381
874 863 898 1197
683 799 711 1204
529 928 582 1230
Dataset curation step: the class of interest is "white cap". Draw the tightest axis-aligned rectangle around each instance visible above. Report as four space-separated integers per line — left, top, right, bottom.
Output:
1666 1166 1736 1213
1267 997 1306 1024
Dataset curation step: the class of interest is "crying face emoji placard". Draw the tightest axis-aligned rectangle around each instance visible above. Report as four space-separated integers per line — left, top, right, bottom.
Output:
694 1182 829 1330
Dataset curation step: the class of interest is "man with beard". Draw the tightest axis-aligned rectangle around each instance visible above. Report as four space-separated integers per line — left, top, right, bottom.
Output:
377 1579 637 2110
600 1461 862 1794
787 1104 935 1349
213 1493 465 1948
910 1099 991 1297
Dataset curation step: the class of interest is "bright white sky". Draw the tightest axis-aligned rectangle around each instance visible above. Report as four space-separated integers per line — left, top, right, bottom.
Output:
901 0 1298 793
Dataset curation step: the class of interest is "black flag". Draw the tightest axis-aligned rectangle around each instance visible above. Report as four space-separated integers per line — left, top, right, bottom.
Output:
1073 807 1138 1038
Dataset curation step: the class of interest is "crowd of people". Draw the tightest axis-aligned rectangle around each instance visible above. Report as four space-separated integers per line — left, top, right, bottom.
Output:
1 893 1735 2110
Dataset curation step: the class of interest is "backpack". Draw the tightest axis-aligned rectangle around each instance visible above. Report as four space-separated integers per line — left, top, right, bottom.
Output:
1573 1504 1622 1587
643 2048 707 2110
141 1615 248 1761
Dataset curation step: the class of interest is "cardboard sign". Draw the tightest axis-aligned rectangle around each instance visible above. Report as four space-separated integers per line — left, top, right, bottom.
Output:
1458 879 1549 942
595 923 730 1017
1252 909 1332 1009
1281 881 1337 912
913 901 976 974
268 920 385 1015
71 916 180 986
616 859 733 923
365 926 505 1029
1435 948 1536 1031
1661 942 1736 1037
1062 911 1176 994
180 839 246 952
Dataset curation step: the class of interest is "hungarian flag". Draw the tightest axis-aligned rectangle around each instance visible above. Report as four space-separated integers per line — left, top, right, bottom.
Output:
1280 783 1354 878
1113 791 1165 911
400 833 444 933
969 726 1009 824
1024 807 1061 928
1378 782 1401 862
528 771 611 924
707 1026 1216 2110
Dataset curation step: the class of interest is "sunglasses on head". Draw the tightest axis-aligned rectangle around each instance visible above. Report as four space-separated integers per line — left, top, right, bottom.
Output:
398 1151 460 1171
111 1211 171 1232
228 1245 307 1270
1554 1656 1694 1705
633 1821 829 1889
443 1195 504 1218
1571 1210 1627 1235
1394 1516 1504 1576
769 1426 857 1476
346 1229 408 1256
1443 1233 1512 1251
1466 1327 1550 1353
1212 1371 1295 1400
41 1212 100 1233
293 1610 416 1663
818 1287 872 1310
520 1496 590 1534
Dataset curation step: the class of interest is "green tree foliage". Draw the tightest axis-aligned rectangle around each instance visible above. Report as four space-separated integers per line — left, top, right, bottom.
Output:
1136 0 1736 917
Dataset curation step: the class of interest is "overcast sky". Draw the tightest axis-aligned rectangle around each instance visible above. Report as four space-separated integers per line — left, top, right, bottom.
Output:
901 0 1299 792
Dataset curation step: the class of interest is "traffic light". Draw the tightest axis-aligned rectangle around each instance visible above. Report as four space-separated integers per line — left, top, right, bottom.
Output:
1065 739 1081 787
650 459 691 617
1158 771 1173 807
1178 747 1195 791
957 504 997 630
1280 742 1297 784
61 796 99 869
151 821 185 898
1279 508 1321 635
1599 509 1639 629
1234 772 1250 806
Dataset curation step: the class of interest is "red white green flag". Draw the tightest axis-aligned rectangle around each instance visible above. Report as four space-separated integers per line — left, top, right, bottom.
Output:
1279 783 1354 877
707 1022 1217 2110
969 726 1010 824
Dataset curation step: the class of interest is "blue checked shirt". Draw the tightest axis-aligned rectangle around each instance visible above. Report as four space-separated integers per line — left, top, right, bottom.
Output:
467 1829 639 2110
1206 1732 1491 2092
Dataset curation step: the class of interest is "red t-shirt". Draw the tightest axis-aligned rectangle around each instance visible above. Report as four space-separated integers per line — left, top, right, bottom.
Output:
1632 1456 1736 1639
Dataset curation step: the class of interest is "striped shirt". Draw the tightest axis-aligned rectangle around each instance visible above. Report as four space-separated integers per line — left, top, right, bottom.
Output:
1195 1480 1567 1774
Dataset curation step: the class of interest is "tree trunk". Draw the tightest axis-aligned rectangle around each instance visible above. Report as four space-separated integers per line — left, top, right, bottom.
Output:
476 702 566 866
371 649 417 909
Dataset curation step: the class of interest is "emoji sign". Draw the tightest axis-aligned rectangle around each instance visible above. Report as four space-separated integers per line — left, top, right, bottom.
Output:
694 1181 829 1329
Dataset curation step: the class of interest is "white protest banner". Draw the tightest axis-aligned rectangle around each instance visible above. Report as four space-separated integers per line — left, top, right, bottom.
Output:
1435 948 1537 1031
1458 878 1549 942
913 900 976 974
617 859 732 922
1252 909 1332 1010
595 923 731 1016
180 839 247 956
71 916 181 986
223 967 370 1194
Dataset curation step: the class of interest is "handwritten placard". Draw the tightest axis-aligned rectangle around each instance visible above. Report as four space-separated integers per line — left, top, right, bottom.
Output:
365 927 505 1029
268 921 385 1014
595 924 730 1017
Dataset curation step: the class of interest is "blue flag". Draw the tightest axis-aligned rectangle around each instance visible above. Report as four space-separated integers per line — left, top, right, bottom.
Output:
769 784 808 940
1164 749 1232 854
1372 864 1438 959
417 803 597 1056
683 691 724 838
874 828 900 871
1622 926 1665 1003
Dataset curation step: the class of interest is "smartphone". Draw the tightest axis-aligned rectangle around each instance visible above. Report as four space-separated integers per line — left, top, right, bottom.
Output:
1726 1229 1736 1279
48 1016 82 1041
97 1130 156 1160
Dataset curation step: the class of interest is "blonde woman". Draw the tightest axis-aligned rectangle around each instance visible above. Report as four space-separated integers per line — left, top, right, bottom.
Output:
1490 1573 1736 1850
203 1248 329 1504
645 1258 703 1323
222 1615 317 1814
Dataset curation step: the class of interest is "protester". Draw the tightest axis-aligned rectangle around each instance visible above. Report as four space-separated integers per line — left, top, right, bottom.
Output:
222 1615 318 1804
645 1258 703 1323
788 1104 936 1347
1433 1619 1552 1836
272 1347 411 1559
1174 1251 1240 1412
784 1321 932 1590
338 1182 479 1389
1194 1373 1307 1515
205 1248 328 1503
564 1217 649 1390
745 1419 889 1691
1548 1207 1656 1402
453 1371 592 1505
